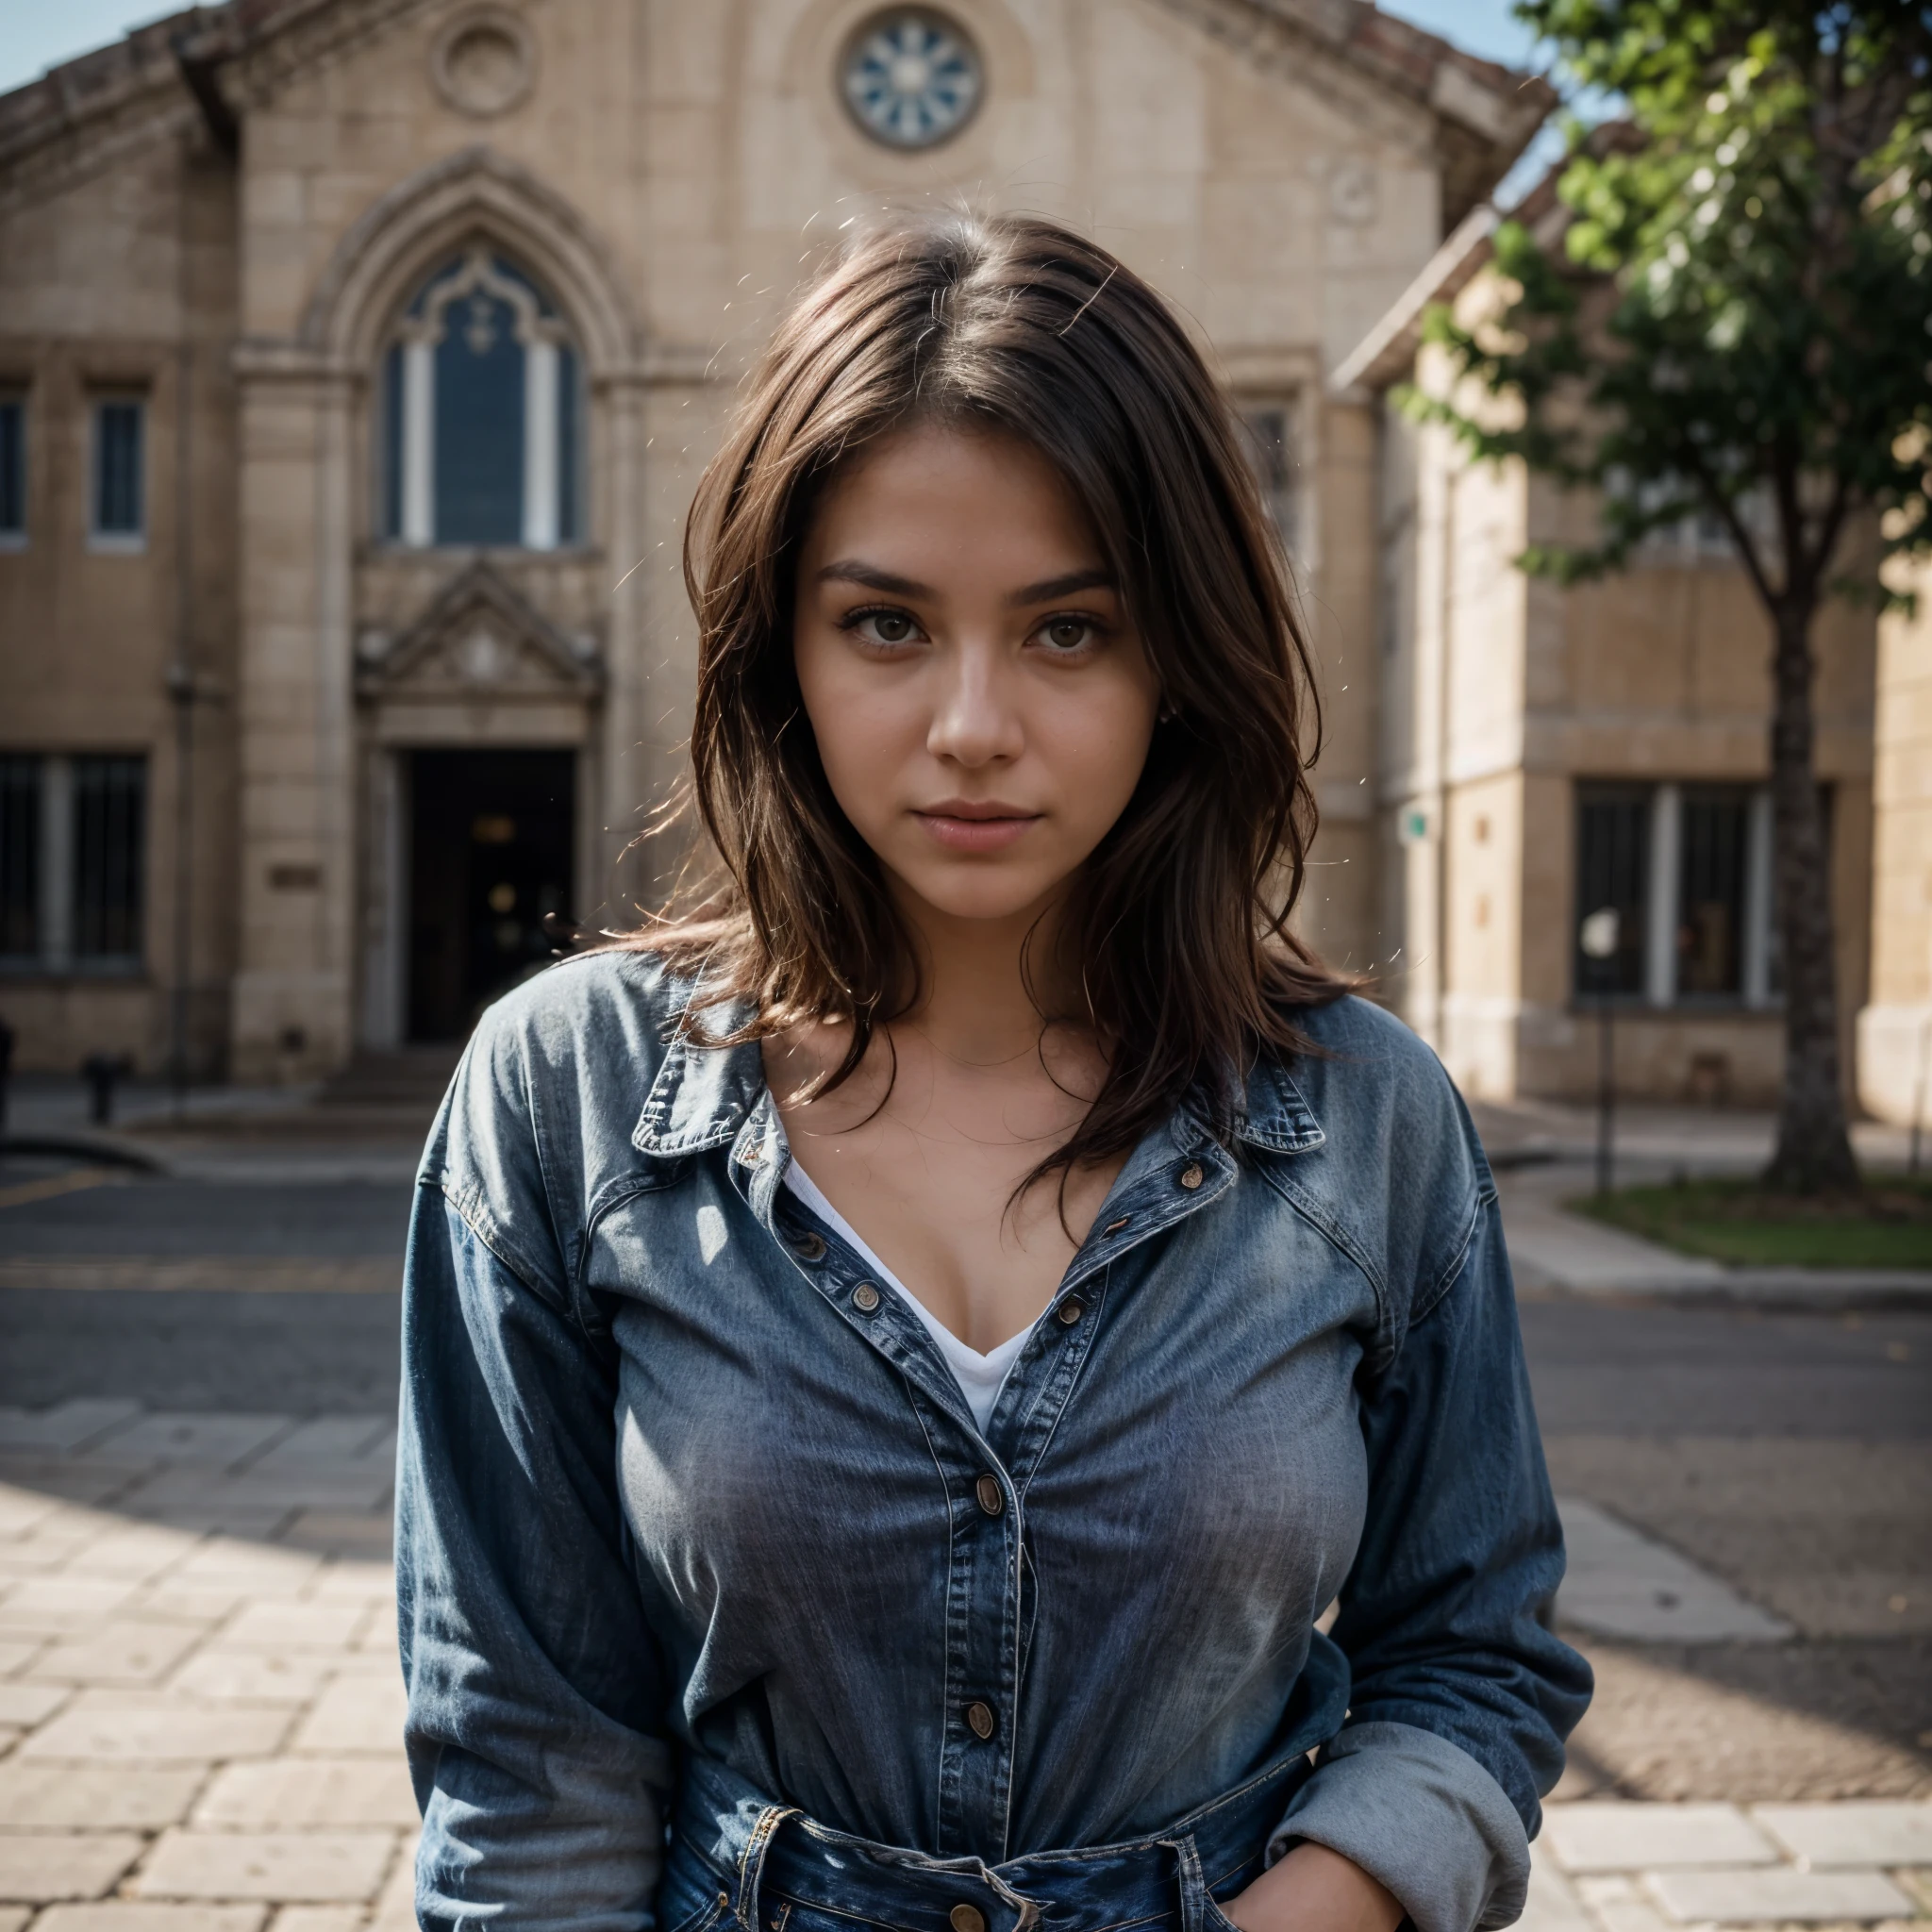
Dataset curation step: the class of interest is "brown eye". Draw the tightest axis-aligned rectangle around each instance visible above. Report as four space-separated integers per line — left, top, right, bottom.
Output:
858 611 917 645
1040 618 1092 652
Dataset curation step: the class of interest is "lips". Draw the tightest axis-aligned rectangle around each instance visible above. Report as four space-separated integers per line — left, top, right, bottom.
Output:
913 801 1042 854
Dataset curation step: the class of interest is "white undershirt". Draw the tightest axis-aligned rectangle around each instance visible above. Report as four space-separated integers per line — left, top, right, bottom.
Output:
781 1158 1033 1434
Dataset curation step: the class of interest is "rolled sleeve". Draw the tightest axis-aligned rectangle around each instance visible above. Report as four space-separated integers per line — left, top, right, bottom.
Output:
1270 1158 1591 1932
1268 1722 1530 1932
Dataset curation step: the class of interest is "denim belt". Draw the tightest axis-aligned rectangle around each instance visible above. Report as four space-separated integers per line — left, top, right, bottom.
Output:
666 1749 1316 1932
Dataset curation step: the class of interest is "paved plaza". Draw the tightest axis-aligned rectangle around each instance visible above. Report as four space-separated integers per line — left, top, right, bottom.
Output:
0 1086 1927 1929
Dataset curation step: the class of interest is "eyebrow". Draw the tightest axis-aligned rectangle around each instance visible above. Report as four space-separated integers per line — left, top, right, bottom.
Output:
815 560 1117 607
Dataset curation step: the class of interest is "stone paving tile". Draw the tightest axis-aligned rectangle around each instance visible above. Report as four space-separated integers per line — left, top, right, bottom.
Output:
1752 1801 1932 1866
0 1832 143 1903
0 1402 142 1456
0 1577 139 1637
27 1620 208 1689
163 1542 322 1594
1574 1876 1680 1932
252 1419 393 1468
287 1517 393 1571
59 1529 199 1584
365 1834 419 1932
1645 1865 1917 1922
167 1647 338 1706
0 1640 40 1674
18 1691 291 1761
220 1602 370 1652
193 1755 419 1829
127 1584 246 1624
133 1828 399 1903
0 1680 70 1725
1522 1843 1598 1932
0 1908 24 1932
268 1909 368 1932
121 1472 393 1516
34 1907 268 1931
1544 1802 1782 1872
288 1673 407 1756
0 1762 208 1829
0 1722 22 1755
104 1416 294 1470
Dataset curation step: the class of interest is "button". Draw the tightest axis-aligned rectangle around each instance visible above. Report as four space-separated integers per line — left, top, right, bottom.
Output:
964 1700 996 1740
1179 1162 1204 1191
974 1473 1004 1516
738 1141 763 1166
1055 1296 1085 1325
1103 1216 1129 1234
951 1908 987 1932
793 1233 827 1261
852 1281 881 1313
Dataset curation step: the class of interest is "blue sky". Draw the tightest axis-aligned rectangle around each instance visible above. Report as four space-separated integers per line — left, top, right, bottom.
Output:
0 0 1551 101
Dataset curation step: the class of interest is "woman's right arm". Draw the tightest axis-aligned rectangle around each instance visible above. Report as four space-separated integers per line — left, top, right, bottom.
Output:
396 1032 674 1932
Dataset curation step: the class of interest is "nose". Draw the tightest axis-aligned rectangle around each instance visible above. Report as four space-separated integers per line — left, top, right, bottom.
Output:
926 638 1024 769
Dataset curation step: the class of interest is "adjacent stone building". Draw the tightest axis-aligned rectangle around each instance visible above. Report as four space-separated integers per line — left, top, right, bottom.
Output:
0 0 1549 1082
2 0 1913 1119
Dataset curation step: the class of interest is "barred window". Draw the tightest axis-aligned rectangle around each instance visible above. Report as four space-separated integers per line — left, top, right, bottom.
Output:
1237 403 1300 563
92 399 144 540
1574 785 1650 996
73 756 144 961
1676 786 1750 998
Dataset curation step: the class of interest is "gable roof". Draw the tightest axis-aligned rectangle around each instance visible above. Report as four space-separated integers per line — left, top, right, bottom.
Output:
1 0 1552 225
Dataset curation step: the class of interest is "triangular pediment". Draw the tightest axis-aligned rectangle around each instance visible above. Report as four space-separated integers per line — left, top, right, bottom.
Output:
356 561 603 702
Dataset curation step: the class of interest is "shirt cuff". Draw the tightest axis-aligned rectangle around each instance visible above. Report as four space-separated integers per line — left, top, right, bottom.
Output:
1263 1722 1531 1932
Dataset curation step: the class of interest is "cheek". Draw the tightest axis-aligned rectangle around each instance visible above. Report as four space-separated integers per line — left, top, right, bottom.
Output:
1039 683 1157 824
795 638 916 822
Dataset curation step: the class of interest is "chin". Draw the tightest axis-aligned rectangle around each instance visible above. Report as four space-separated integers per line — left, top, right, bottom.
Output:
894 864 1065 925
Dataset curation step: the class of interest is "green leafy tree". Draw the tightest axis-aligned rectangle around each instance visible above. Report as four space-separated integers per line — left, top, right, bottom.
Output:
1412 0 1932 1191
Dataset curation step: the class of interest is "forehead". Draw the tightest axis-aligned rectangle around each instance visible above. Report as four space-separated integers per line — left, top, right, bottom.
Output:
805 420 1104 567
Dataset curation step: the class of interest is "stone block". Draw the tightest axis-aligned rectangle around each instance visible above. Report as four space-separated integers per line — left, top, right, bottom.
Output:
30 1620 207 1688
290 1520 394 1570
134 1829 398 1903
34 1907 267 1932
0 1832 143 1902
253 1418 392 1468
365 1834 419 1931
166 1541 321 1595
169 1647 335 1706
108 1416 293 1471
61 1525 199 1583
1646 1866 1915 1923
221 1601 367 1652
0 1762 208 1828
0 1907 24 1932
1543 1803 1779 1873
289 1671 407 1755
0 1679 70 1724
1752 1801 1932 1867
0 1402 142 1456
268 1911 366 1932
128 1585 245 1624
1520 1842 1595 1932
0 1639 40 1674
194 1754 419 1828
0 1486 62 1538
0 1576 138 1636
18 1691 291 1761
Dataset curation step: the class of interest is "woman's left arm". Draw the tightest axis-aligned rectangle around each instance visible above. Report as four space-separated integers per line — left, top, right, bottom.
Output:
1234 1174 1592 1932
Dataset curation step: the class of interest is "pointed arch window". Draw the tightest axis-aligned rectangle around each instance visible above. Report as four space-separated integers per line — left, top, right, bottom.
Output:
380 249 583 549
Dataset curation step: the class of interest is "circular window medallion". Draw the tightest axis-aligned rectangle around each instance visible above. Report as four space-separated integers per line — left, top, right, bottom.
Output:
432 8 537 119
841 8 983 150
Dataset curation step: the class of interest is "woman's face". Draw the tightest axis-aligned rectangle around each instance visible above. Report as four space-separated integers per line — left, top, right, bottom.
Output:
792 421 1161 931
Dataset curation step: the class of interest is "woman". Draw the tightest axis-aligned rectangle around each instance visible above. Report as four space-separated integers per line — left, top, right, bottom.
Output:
395 213 1591 1932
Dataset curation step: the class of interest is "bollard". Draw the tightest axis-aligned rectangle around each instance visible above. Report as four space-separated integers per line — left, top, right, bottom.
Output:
80 1051 134 1127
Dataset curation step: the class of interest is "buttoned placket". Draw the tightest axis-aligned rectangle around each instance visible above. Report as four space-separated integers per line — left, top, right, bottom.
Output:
720 1086 1243 1862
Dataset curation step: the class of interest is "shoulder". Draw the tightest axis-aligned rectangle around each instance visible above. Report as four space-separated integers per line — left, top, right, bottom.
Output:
1257 996 1493 1356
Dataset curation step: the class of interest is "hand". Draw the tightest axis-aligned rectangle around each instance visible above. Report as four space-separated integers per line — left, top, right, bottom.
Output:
1217 1842 1405 1932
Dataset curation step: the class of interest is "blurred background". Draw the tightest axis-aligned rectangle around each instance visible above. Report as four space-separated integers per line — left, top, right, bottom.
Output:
0 0 1927 1926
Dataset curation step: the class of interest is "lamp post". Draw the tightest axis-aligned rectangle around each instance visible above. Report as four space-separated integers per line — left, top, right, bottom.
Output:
1579 908 1621 1198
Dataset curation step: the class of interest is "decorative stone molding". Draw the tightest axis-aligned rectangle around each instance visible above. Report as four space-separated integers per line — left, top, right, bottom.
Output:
356 559 605 705
299 144 641 378
430 7 538 120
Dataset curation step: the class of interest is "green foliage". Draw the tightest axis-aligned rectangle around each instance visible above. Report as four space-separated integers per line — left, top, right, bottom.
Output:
1574 1173 1932 1267
1407 1 1932 607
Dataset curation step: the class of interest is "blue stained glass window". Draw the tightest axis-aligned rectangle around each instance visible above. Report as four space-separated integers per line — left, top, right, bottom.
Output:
94 400 143 537
434 291 525 545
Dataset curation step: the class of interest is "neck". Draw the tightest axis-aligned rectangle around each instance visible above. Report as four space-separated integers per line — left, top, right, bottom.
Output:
893 887 1079 1067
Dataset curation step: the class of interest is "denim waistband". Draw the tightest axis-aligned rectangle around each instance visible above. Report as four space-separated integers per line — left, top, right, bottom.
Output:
668 1750 1315 1932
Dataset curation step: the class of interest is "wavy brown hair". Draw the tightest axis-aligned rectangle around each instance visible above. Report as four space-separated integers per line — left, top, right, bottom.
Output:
627 210 1349 1188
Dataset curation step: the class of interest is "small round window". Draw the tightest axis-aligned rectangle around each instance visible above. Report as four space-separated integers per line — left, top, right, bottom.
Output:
841 9 983 150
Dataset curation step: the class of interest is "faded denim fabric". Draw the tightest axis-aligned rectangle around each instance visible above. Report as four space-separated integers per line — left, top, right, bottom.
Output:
395 950 1591 1932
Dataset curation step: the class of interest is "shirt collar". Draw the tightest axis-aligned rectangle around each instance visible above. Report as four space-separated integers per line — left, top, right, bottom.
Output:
634 987 1326 1160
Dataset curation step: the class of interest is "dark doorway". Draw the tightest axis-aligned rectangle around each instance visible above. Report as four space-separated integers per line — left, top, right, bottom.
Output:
408 749 575 1041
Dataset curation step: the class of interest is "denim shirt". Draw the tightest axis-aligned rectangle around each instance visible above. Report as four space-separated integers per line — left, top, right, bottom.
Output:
395 949 1591 1932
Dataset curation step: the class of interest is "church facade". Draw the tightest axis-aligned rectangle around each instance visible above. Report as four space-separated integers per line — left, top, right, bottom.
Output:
12 0 1909 1123
0 0 1548 1083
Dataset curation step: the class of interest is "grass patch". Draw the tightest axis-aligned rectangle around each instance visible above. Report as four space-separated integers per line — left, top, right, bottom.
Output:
1571 1174 1932 1268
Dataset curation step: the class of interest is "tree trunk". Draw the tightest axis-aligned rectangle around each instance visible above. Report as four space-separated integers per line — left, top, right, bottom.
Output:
1765 595 1859 1192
